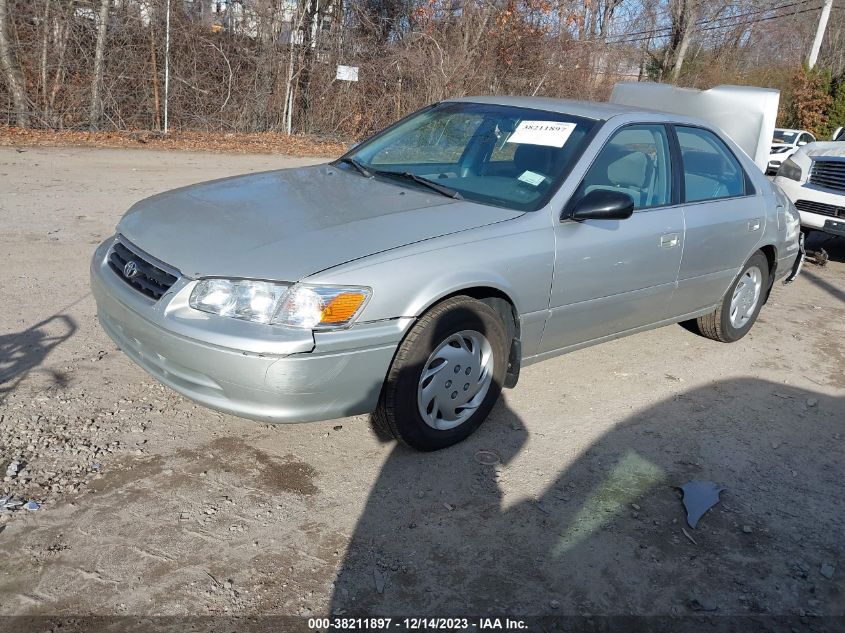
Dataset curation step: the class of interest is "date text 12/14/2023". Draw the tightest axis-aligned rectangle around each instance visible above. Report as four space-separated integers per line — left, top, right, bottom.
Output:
308 617 529 630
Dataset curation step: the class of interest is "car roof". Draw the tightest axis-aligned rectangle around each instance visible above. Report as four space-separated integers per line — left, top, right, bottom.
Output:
446 95 654 121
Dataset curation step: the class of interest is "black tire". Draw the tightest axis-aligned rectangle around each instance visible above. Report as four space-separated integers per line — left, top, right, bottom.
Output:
372 295 509 451
694 251 769 343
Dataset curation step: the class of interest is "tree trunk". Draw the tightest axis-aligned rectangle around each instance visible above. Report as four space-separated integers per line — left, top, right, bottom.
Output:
0 0 30 127
39 0 51 111
283 2 308 135
663 0 698 83
254 0 277 130
48 13 70 125
670 25 693 82
297 0 318 133
88 0 111 130
149 20 161 130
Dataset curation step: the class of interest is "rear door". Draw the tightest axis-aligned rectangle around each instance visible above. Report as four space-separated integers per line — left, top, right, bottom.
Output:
669 125 764 317
540 123 684 353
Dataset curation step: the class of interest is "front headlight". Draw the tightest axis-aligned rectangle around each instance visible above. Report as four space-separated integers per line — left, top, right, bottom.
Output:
777 157 803 181
771 146 790 154
190 279 291 323
189 279 370 329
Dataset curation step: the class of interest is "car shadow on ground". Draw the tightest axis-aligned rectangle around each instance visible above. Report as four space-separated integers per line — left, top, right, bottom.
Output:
330 377 844 619
0 314 77 401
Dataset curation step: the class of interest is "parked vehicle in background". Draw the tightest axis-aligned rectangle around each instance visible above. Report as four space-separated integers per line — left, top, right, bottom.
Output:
91 97 803 451
775 136 845 239
767 128 815 175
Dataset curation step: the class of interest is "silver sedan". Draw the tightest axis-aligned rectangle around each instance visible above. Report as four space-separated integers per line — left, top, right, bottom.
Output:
91 97 803 450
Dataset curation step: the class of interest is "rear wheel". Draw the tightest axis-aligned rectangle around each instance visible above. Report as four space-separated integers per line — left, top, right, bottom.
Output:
693 251 769 343
372 296 509 451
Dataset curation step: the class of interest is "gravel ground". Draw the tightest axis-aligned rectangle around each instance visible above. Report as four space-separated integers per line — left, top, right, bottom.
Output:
0 146 843 621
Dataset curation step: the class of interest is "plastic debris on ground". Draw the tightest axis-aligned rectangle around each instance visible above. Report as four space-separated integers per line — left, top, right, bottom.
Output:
679 480 725 529
23 500 40 511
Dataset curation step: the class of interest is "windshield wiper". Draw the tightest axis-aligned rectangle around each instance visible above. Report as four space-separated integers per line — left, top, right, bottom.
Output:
336 157 373 178
373 170 463 200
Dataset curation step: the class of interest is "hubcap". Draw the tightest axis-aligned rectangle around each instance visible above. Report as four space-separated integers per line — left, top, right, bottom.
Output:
729 265 763 329
417 330 494 430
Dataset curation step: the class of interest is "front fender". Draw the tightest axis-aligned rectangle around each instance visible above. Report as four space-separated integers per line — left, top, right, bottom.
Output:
303 213 555 357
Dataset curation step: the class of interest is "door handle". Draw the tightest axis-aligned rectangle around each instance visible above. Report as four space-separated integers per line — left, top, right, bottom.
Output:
748 218 762 231
660 233 680 248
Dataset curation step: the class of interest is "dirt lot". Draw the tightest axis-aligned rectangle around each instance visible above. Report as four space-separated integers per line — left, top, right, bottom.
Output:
0 146 843 623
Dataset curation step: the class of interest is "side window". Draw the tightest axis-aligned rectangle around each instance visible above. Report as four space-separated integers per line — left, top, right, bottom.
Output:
676 126 747 202
799 133 814 145
576 124 672 210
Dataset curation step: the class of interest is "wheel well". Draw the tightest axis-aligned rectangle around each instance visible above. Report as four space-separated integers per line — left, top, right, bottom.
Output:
439 287 519 337
437 287 522 388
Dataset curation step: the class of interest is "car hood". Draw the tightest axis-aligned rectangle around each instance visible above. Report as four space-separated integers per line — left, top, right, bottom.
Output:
118 164 524 280
797 142 845 158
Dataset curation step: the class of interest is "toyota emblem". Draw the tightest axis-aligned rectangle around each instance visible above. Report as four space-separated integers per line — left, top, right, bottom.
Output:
123 260 140 279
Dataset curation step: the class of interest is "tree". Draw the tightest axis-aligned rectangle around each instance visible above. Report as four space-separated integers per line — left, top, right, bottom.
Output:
820 74 845 139
0 0 31 127
662 0 698 82
784 67 832 136
89 0 112 130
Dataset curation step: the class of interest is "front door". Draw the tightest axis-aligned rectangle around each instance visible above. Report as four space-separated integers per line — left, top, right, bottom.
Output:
540 123 684 354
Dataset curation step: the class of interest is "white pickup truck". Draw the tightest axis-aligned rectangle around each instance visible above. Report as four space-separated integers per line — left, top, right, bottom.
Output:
774 131 845 241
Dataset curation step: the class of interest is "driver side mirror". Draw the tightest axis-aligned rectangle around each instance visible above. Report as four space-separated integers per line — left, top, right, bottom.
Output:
567 190 635 221
797 141 807 146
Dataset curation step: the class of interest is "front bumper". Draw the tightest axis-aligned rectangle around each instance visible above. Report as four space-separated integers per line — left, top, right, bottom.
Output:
90 238 408 423
774 175 845 236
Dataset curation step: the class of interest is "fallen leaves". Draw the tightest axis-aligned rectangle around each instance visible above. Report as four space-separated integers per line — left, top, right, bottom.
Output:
0 127 347 158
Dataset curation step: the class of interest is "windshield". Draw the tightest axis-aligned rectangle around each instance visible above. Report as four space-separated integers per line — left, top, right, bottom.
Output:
342 102 597 211
773 130 798 144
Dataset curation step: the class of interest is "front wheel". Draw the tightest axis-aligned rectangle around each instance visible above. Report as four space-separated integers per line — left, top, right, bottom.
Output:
693 251 769 343
372 296 509 451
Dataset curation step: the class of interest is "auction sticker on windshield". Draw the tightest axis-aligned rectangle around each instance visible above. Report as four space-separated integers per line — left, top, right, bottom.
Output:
507 120 577 148
517 170 546 186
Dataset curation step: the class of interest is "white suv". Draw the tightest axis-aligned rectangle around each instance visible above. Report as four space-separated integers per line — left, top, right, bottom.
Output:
774 139 845 239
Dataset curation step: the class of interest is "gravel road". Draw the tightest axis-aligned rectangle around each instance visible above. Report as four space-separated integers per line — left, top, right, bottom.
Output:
0 146 843 619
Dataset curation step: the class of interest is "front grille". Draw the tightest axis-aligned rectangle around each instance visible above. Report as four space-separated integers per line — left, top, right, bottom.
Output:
794 199 845 219
107 238 179 300
809 159 845 192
